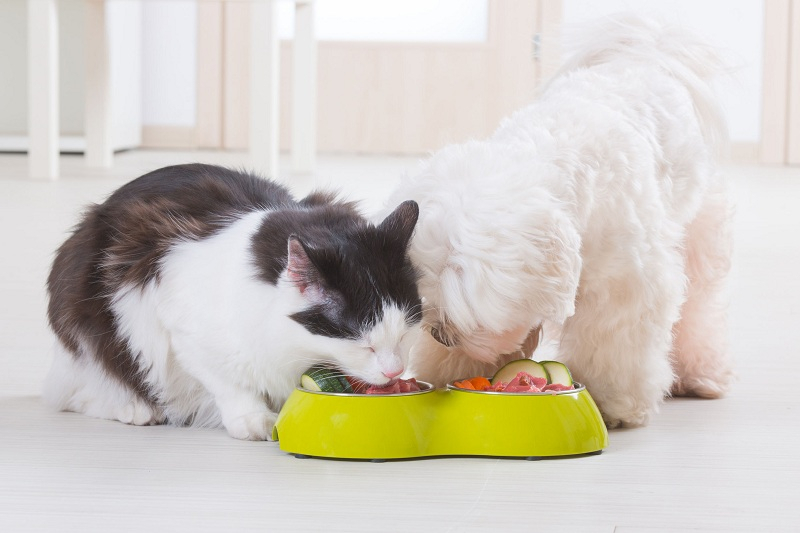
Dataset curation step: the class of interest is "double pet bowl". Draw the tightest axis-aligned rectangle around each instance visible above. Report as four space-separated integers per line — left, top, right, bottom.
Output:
272 382 608 460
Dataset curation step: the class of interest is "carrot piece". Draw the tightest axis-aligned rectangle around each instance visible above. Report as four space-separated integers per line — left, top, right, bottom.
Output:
468 376 492 391
454 379 476 390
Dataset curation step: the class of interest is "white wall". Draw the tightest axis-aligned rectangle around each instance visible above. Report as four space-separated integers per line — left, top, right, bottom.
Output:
0 0 86 135
141 1 196 127
562 0 764 143
0 1 27 135
109 1 143 148
0 0 141 150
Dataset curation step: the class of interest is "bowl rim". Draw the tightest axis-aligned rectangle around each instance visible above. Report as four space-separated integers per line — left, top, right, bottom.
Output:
295 380 436 397
445 381 585 396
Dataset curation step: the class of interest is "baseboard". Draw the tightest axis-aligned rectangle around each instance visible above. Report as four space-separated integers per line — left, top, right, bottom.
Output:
140 126 197 149
730 142 759 164
0 134 137 153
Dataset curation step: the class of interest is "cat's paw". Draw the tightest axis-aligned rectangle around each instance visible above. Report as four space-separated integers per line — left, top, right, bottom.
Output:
224 411 277 441
115 400 164 426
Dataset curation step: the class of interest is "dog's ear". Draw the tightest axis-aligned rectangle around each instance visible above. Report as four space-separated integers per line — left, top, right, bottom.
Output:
529 211 582 324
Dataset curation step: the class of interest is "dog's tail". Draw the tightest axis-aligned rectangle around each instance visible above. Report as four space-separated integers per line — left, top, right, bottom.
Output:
551 14 728 151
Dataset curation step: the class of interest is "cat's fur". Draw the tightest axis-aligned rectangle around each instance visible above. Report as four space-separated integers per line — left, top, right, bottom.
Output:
45 164 422 440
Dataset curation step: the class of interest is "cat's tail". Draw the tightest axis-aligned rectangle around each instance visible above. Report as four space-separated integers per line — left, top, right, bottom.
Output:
299 190 362 214
550 13 728 151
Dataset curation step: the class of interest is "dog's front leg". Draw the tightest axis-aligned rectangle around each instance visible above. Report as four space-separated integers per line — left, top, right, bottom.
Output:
557 270 684 428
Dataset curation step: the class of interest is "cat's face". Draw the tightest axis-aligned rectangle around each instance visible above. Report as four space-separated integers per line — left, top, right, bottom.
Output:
286 200 422 385
323 303 422 386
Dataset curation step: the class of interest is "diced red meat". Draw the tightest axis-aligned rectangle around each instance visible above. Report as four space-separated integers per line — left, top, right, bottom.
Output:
514 374 546 389
365 381 399 395
487 381 507 392
500 372 546 392
398 378 420 393
504 384 540 392
364 377 421 395
530 376 548 389
506 374 525 388
542 383 575 393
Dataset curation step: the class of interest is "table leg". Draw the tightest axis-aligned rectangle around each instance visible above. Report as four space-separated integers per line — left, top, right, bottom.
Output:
291 0 316 174
249 0 280 180
27 0 59 180
84 0 113 168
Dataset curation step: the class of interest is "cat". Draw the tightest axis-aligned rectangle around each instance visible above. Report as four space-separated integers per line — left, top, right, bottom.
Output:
45 163 422 440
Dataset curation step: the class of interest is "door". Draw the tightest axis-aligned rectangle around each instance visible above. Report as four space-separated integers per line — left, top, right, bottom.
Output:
196 0 561 154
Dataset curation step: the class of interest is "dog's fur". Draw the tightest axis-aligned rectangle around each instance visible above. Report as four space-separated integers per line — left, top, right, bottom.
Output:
385 15 734 427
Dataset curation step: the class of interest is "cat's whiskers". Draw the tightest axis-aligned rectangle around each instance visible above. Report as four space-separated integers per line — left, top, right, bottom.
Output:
275 355 331 370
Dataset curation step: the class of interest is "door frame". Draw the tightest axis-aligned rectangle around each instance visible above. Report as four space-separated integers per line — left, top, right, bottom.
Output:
761 0 800 165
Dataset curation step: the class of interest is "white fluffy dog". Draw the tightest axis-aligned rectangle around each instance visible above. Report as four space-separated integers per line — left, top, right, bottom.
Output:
385 15 734 427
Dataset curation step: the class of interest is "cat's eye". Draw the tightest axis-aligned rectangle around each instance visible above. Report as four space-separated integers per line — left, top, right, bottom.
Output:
430 325 455 347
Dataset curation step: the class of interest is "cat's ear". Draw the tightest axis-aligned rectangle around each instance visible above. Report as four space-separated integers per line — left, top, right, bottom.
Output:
378 200 419 250
286 236 325 300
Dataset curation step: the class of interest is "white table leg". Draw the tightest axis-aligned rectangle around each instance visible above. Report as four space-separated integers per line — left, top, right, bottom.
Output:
249 0 280 180
291 0 316 174
27 0 59 180
85 0 113 167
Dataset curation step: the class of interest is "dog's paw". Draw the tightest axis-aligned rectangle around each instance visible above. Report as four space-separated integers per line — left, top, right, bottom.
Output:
602 410 651 429
672 374 733 399
597 396 656 429
224 411 277 441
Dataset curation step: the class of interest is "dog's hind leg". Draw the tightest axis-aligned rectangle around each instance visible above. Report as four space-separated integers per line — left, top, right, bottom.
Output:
671 182 735 398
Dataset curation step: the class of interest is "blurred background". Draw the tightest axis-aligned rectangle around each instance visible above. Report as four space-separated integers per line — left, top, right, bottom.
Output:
1 0 792 168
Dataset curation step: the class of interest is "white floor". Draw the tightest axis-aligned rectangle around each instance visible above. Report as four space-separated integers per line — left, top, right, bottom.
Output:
1 150 798 532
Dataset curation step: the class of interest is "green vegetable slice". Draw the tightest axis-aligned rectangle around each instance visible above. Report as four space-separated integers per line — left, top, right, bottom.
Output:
541 361 574 386
301 366 353 393
491 359 550 385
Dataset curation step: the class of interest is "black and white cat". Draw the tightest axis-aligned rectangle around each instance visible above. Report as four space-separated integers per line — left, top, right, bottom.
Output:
45 164 422 440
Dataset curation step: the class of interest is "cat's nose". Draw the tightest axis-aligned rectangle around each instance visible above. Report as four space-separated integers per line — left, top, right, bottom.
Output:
382 368 403 379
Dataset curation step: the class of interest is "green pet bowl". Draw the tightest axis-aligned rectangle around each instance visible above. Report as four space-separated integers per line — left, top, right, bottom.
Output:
272 381 608 460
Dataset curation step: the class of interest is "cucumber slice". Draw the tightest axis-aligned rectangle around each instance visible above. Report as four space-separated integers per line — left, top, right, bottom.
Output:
491 359 549 386
541 361 574 386
301 366 354 393
300 373 324 391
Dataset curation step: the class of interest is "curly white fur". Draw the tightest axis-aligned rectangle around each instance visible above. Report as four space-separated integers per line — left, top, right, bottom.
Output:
385 15 734 427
